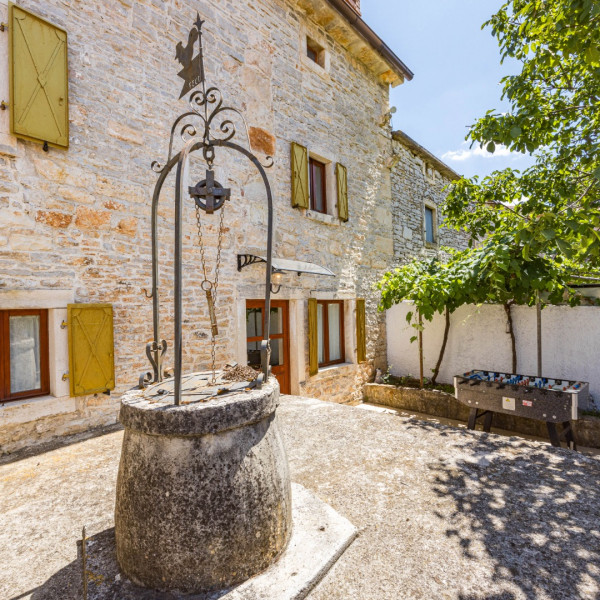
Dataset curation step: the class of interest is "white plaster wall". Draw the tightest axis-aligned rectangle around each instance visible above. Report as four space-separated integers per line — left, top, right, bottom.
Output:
386 302 600 400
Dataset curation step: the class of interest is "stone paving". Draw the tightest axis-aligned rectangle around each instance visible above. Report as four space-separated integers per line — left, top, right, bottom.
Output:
1 395 600 600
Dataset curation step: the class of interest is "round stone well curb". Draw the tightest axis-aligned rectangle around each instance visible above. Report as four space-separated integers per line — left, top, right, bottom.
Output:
115 377 292 595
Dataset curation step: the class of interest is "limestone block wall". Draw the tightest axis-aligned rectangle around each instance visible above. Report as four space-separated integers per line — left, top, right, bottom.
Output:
0 0 394 453
390 137 469 264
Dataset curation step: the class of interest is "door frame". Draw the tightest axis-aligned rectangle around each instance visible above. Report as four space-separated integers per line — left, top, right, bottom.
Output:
245 299 291 394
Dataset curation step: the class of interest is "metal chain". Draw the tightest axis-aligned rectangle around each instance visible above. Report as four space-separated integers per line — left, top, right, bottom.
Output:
213 206 225 302
194 202 226 383
195 204 209 283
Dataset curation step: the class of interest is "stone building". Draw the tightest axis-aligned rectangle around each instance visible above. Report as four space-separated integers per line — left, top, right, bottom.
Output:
0 0 461 455
390 129 466 263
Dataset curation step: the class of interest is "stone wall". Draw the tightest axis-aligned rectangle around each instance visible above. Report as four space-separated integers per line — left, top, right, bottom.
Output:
364 383 600 449
390 135 469 264
0 0 395 454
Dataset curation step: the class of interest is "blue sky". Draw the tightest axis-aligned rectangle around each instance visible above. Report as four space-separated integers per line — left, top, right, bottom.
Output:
361 0 535 178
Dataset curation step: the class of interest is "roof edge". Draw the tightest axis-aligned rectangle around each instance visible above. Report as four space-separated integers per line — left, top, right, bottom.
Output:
392 130 461 181
325 0 414 83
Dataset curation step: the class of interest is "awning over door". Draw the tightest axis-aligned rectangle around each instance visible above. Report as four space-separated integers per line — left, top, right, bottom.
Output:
237 254 335 277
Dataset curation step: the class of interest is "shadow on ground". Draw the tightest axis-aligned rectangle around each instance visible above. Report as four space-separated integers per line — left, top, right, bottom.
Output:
400 417 600 600
28 528 231 600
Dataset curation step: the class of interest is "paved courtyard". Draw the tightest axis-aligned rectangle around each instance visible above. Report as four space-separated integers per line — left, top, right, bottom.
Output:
1 395 600 600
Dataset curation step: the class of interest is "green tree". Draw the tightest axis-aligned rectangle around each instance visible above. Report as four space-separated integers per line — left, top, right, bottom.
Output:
377 240 580 381
377 255 461 385
443 0 600 266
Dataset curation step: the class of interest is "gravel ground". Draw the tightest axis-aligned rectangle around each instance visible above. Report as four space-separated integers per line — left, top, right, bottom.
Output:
1 395 599 600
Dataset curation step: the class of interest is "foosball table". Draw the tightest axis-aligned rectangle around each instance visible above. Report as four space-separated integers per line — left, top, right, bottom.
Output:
454 370 591 450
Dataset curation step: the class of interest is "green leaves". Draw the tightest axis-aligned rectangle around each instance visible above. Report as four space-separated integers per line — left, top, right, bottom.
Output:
442 0 600 269
376 235 586 343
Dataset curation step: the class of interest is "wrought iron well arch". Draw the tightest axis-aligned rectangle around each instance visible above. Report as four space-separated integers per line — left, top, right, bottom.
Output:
141 19 274 405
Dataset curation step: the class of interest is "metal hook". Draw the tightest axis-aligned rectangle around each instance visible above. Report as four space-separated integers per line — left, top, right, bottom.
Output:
142 288 153 299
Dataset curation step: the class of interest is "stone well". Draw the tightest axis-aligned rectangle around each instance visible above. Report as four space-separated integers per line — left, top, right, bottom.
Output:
114 376 292 594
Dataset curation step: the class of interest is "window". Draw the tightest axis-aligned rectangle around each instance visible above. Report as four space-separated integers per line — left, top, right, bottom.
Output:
306 37 325 67
309 157 327 214
1 309 50 401
317 300 345 367
425 206 436 244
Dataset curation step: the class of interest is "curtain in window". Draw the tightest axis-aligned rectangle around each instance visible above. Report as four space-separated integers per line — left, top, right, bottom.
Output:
328 303 341 361
317 303 324 364
9 315 41 393
425 207 435 243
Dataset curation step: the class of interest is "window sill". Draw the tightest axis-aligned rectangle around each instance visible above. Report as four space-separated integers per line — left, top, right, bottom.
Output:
424 241 438 249
300 54 330 78
314 362 356 378
305 210 340 226
0 394 76 426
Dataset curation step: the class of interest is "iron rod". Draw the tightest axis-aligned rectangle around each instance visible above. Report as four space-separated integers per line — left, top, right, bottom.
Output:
174 160 183 405
418 310 424 389
537 298 542 378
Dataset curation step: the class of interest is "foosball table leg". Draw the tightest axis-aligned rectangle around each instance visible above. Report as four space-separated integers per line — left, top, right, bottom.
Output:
547 422 561 448
483 410 494 433
561 421 577 451
467 408 478 430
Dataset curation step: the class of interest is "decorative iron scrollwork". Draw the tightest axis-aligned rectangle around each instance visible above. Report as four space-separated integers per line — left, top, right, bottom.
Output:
144 15 276 404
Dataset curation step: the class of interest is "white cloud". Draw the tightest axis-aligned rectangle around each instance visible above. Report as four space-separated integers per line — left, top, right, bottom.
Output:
442 143 513 162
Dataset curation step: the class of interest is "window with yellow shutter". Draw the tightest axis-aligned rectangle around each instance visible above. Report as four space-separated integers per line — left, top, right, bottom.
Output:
291 143 349 222
8 3 69 149
67 304 115 397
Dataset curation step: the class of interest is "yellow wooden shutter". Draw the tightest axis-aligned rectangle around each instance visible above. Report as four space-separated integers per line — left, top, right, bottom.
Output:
356 298 366 363
291 142 309 209
67 304 115 397
308 298 318 376
336 163 348 222
9 3 69 148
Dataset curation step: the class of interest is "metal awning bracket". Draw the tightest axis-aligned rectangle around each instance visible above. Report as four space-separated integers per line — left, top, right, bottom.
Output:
237 254 335 277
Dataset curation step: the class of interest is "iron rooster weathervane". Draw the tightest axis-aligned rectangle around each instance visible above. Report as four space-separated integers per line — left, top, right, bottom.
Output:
139 14 275 405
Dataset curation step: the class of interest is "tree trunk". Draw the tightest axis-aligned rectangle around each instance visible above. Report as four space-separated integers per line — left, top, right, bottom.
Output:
503 301 517 373
431 306 450 385
418 311 424 389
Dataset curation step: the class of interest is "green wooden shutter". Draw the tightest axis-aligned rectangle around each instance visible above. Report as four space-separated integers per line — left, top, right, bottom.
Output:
356 298 366 363
9 3 69 149
291 142 309 209
308 298 318 376
336 163 348 222
67 304 115 397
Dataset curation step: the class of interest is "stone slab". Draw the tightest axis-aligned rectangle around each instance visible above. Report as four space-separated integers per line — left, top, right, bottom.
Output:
225 483 357 600
3 396 600 600
79 483 355 600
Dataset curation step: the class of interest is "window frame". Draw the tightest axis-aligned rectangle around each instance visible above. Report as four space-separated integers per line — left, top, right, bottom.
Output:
306 37 325 68
317 300 345 368
1 308 50 402
309 157 327 214
424 204 437 246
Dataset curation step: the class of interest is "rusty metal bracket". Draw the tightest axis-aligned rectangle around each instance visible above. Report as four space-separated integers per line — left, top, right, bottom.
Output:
0 101 8 110
0 23 7 32
81 525 88 600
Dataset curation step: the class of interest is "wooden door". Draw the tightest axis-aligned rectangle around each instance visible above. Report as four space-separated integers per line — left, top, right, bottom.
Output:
246 300 290 394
